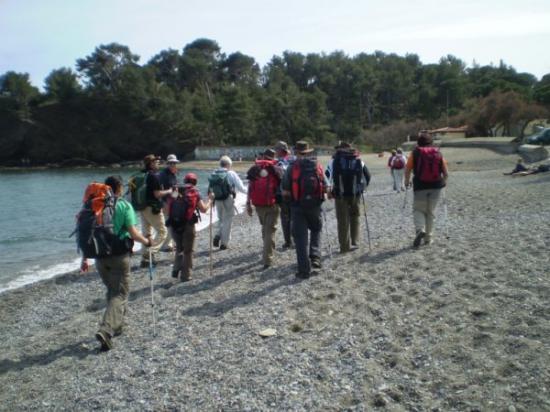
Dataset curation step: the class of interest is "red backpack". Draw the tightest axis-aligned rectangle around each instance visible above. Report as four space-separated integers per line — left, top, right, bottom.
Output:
249 159 280 207
167 184 200 231
414 147 443 183
291 158 325 207
391 155 405 170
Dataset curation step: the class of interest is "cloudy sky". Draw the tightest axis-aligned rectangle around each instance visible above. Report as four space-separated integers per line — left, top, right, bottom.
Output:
2 0 549 88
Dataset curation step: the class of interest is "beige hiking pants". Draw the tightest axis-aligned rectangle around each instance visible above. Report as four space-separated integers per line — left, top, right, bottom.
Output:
413 188 441 241
255 205 280 266
140 206 168 258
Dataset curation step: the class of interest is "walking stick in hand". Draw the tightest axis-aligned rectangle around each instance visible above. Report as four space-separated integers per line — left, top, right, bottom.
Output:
148 248 156 337
361 192 372 252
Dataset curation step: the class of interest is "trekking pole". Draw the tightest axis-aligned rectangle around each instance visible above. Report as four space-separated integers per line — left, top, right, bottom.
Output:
148 248 156 337
209 202 213 277
360 192 372 252
321 208 333 260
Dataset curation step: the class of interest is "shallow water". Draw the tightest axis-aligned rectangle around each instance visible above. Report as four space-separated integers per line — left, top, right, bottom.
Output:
0 168 246 293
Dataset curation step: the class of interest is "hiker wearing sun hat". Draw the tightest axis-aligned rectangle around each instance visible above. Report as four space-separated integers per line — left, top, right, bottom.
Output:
159 154 180 252
281 141 329 279
274 141 294 249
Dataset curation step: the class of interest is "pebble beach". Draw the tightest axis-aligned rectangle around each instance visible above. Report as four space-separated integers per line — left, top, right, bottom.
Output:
1 148 549 411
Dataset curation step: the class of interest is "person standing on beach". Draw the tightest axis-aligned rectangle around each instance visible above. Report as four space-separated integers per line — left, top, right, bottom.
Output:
159 154 180 252
326 142 371 253
80 175 152 351
404 132 449 247
282 141 328 279
246 149 284 269
275 141 294 249
140 155 174 267
390 148 407 192
166 173 214 282
208 155 247 250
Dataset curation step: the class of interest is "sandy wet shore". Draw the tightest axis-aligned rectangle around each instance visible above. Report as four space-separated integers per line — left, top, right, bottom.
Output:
0 147 549 410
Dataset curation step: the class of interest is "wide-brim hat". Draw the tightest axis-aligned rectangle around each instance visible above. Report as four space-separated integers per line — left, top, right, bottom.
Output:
166 154 180 163
274 141 289 153
263 148 276 160
143 154 161 165
334 141 352 150
294 140 314 154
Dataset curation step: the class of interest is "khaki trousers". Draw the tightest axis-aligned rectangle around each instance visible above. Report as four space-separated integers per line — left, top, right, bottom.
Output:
140 206 168 258
413 188 441 241
335 196 360 252
255 205 280 266
170 224 196 279
96 254 130 337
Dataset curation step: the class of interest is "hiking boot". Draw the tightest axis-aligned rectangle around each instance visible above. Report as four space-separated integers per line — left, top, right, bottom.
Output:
424 237 433 246
95 331 113 351
413 230 426 248
213 235 220 247
295 272 310 280
140 260 149 268
181 274 192 282
171 270 179 279
311 258 322 269
220 244 228 250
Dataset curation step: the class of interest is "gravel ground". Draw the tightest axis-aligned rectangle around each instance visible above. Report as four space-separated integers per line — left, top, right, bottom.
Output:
1 148 549 411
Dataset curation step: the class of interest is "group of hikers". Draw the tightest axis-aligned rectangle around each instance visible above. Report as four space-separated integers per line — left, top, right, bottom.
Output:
76 131 448 351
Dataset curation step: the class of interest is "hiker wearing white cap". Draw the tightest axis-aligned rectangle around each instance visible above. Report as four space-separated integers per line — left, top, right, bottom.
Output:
159 154 180 252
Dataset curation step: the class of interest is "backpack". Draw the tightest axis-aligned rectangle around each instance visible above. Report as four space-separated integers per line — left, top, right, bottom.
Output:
166 184 200 232
249 159 280 207
74 182 131 259
128 172 148 211
332 152 364 197
208 170 232 200
391 155 405 170
291 158 325 207
414 147 443 183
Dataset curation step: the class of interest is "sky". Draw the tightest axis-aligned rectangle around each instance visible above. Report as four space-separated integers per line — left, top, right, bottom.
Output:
1 0 550 89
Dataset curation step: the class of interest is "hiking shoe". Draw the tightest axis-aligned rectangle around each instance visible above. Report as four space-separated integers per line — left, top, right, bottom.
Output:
171 270 179 279
413 230 426 248
140 260 149 268
181 274 192 282
95 331 113 351
213 235 220 247
295 272 310 280
220 244 228 250
311 258 322 269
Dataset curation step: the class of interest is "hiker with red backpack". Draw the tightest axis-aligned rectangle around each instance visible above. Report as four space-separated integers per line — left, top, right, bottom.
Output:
326 142 371 253
78 175 152 351
165 173 214 282
281 141 329 279
246 149 284 269
404 132 449 247
390 148 407 192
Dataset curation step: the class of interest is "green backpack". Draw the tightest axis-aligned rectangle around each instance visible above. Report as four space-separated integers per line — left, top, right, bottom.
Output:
128 172 148 211
208 170 232 200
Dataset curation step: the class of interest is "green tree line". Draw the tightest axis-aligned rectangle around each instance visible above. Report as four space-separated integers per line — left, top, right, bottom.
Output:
1 38 549 165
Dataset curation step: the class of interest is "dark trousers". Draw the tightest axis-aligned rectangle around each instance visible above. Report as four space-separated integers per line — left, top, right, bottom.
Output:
279 201 292 245
291 206 322 275
170 224 196 279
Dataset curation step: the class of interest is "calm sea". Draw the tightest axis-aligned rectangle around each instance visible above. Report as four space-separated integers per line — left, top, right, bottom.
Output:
0 168 246 294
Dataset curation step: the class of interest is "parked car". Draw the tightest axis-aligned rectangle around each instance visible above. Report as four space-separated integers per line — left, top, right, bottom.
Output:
526 128 550 145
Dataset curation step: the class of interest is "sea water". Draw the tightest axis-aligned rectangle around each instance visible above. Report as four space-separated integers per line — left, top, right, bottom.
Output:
0 168 247 294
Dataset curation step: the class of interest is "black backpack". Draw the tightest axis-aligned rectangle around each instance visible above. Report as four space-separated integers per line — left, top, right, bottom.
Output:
74 183 132 259
332 152 364 197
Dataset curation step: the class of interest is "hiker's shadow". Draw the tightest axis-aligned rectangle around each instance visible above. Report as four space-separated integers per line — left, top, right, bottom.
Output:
358 245 411 264
0 341 94 375
181 270 295 317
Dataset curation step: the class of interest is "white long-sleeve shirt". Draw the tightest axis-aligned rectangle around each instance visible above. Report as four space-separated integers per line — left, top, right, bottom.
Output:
215 168 247 194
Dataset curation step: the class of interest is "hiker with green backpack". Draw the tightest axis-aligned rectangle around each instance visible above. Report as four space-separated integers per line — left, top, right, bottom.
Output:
129 155 174 267
281 141 329 279
78 175 152 351
208 155 247 250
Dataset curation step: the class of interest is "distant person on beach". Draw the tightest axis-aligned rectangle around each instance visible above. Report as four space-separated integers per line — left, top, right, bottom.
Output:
513 163 550 176
326 141 371 253
404 132 449 247
159 154 180 252
208 155 247 250
390 148 407 192
282 141 328 279
246 148 284 269
80 175 152 351
275 141 294 249
503 158 529 175
165 173 213 282
139 155 174 267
